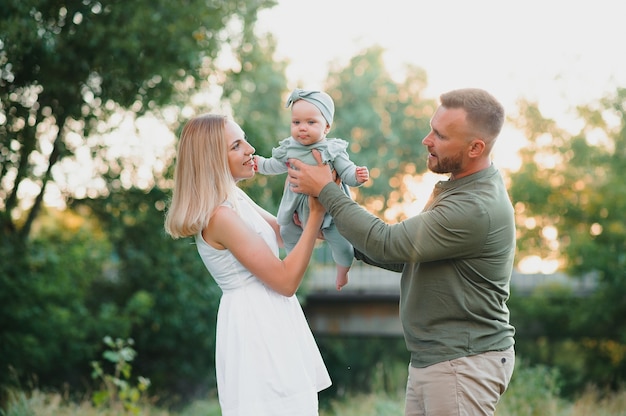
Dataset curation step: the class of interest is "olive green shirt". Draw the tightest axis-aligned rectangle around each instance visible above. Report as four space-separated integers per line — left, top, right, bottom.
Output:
318 164 516 367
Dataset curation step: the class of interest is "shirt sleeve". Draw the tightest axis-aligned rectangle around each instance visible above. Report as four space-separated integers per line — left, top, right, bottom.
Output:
354 248 404 272
331 152 361 187
318 183 489 264
322 139 361 187
257 140 291 175
256 155 289 175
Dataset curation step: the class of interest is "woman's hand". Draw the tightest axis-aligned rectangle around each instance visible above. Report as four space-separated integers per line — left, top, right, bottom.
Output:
307 195 326 224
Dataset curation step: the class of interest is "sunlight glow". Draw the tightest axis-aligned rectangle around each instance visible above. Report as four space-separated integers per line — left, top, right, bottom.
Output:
382 172 446 222
590 223 603 236
586 127 614 151
41 113 177 209
524 217 536 230
518 255 560 274
541 225 558 241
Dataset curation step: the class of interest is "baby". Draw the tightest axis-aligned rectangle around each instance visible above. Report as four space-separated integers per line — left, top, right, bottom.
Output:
255 88 369 290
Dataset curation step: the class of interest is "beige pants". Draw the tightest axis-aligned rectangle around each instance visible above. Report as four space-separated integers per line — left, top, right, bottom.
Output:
404 347 515 416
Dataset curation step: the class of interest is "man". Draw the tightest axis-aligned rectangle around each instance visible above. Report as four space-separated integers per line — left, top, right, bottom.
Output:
288 88 516 416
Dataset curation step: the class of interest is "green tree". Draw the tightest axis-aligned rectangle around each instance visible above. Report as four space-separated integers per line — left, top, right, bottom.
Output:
0 0 275 243
0 207 123 389
0 0 277 396
325 46 434 220
71 188 222 400
508 88 626 391
222 28 289 213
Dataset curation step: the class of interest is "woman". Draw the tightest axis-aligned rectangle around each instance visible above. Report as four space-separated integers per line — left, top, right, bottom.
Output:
164 114 331 415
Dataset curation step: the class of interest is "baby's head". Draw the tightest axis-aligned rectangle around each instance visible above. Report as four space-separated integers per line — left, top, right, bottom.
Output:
286 89 334 127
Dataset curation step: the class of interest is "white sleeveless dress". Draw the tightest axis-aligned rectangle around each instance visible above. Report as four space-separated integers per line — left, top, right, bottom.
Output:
195 188 331 416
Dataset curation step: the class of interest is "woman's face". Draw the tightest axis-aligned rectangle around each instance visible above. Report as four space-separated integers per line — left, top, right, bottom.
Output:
225 120 256 181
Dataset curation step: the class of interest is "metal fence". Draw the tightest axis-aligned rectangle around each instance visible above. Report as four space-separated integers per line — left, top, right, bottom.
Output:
307 244 598 296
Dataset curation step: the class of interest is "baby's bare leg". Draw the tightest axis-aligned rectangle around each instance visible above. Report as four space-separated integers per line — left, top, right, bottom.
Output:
336 265 349 290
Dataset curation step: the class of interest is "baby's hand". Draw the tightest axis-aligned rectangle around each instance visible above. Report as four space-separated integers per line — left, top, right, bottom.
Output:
356 166 369 184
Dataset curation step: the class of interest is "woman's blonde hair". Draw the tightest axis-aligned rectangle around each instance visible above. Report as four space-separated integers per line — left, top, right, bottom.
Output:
164 114 238 239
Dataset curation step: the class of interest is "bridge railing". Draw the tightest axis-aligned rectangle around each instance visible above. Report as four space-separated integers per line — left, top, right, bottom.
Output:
305 244 598 297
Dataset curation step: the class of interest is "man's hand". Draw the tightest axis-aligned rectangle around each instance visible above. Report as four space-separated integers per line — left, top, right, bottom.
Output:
287 149 334 197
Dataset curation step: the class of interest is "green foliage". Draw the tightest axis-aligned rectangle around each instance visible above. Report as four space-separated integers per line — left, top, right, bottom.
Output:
326 46 435 218
316 335 408 401
90 336 151 415
320 391 405 416
3 362 626 415
0 208 120 390
0 187 222 401
222 25 290 213
0 0 276 242
71 187 222 400
508 88 626 393
1 0 275 395
509 286 626 396
510 91 626 281
495 362 565 416
176 400 222 416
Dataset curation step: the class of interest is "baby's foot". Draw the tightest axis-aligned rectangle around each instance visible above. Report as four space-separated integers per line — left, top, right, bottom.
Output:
336 265 350 291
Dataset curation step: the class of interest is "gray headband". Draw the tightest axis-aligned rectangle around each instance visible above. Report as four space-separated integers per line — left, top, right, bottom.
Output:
285 88 334 126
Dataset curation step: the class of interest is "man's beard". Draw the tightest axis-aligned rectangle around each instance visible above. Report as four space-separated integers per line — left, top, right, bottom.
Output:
428 150 464 175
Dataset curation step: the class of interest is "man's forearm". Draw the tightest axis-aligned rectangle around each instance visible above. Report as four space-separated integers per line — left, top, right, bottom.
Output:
318 183 383 256
318 183 417 265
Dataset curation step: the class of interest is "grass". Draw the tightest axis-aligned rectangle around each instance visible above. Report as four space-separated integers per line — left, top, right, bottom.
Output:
3 365 626 416
4 387 626 416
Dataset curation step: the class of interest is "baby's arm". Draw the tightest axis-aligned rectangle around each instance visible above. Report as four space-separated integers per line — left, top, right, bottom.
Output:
254 155 288 175
355 166 369 184
332 152 368 187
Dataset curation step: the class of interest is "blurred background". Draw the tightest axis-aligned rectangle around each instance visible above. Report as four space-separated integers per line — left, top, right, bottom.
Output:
2 0 625 414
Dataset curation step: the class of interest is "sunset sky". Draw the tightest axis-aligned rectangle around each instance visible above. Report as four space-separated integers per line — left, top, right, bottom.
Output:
257 0 625 133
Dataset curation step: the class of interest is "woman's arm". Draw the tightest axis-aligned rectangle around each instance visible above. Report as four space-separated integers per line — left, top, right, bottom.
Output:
202 196 325 297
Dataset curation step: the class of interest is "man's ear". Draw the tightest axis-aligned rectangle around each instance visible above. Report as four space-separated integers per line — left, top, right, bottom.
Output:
468 139 486 157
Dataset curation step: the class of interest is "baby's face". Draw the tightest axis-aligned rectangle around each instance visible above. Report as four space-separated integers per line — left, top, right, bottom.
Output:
290 100 330 146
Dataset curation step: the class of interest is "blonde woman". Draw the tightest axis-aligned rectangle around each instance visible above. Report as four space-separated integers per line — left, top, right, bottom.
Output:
165 114 331 415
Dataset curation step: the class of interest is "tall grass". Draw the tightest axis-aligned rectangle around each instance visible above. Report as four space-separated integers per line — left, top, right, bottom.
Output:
3 365 626 416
